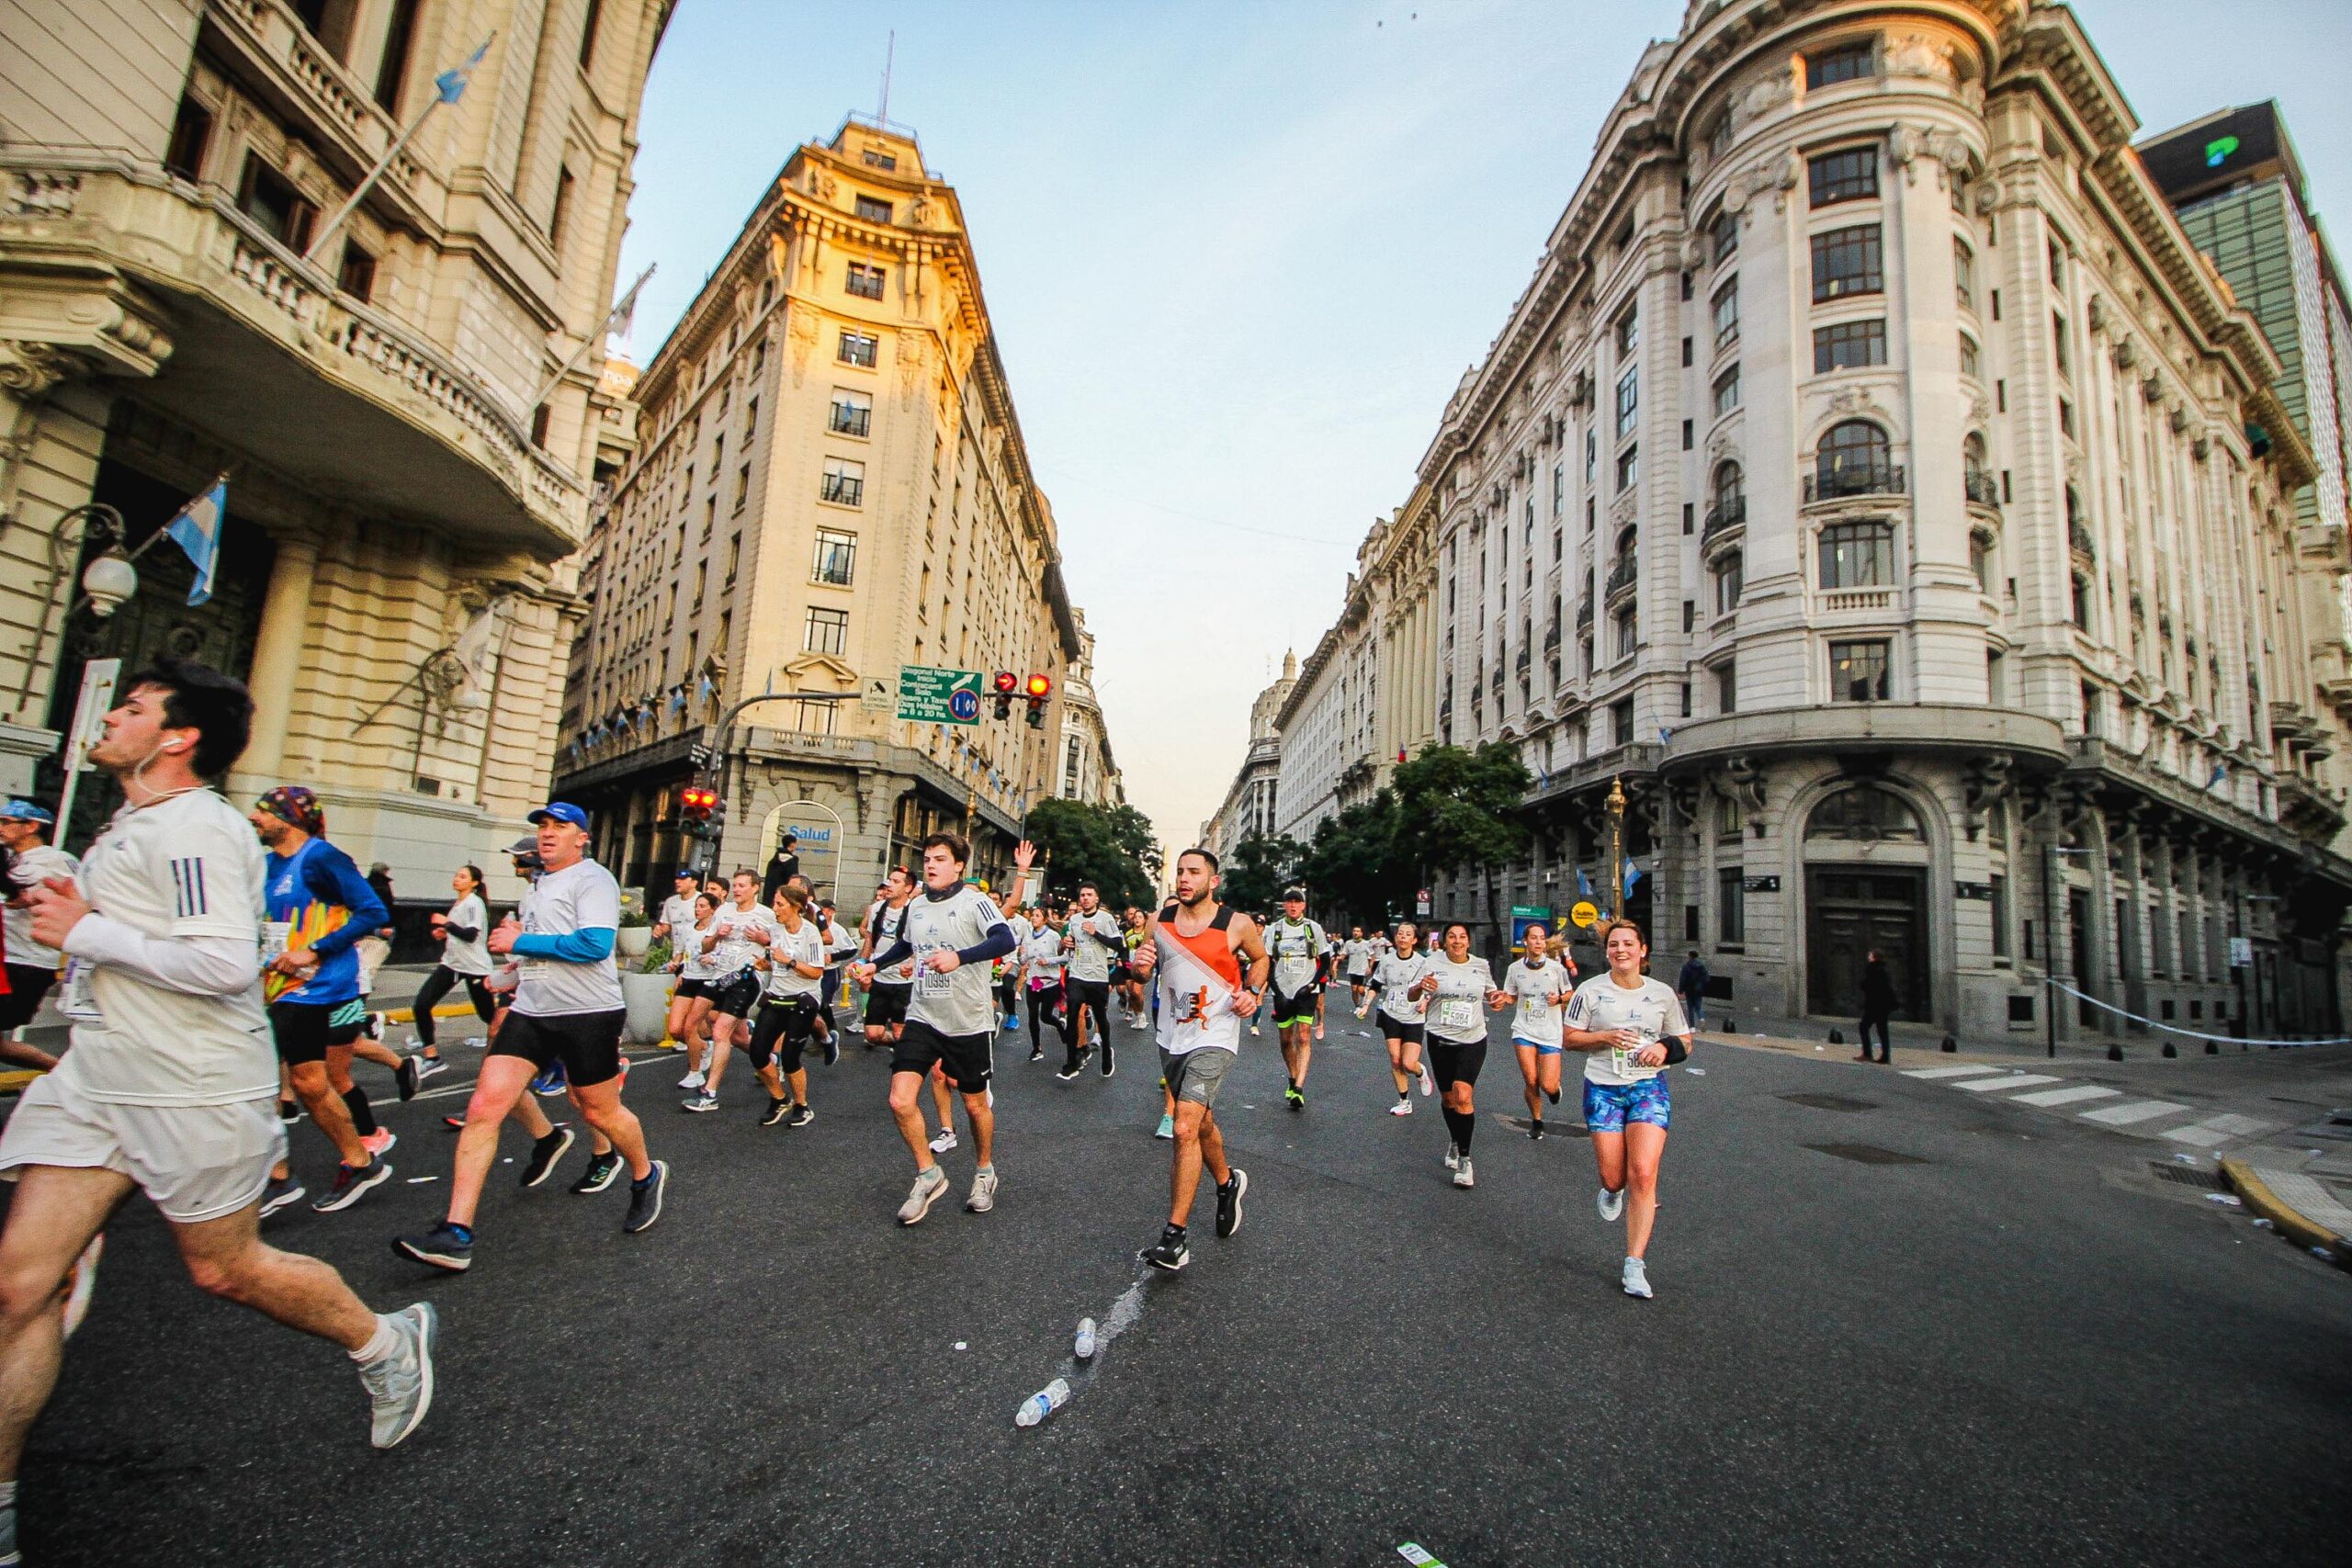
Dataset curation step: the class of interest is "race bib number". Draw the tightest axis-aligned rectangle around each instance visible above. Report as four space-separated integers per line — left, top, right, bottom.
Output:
917 952 955 995
1521 996 1550 1020
1433 997 1476 1033
518 958 555 983
261 920 292 964
1276 958 1314 990
60 957 105 1025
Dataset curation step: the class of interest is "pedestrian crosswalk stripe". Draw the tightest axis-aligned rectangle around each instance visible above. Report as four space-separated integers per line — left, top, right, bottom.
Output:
1904 1066 2010 1079
2165 1113 2276 1146
2008 1086 2120 1107
2078 1100 2189 1126
1953 1073 2064 1092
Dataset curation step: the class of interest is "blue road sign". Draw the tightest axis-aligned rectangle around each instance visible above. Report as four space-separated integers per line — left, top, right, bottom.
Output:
948 687 981 722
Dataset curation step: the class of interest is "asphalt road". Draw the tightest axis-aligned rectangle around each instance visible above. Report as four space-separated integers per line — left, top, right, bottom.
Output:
11 998 2349 1566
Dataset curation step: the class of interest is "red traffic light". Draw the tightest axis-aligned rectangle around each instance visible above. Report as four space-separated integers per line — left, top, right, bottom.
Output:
992 671 1019 694
680 786 717 816
1023 673 1052 699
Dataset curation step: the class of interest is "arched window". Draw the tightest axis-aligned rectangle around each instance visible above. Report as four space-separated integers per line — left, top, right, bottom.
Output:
1713 459 1744 509
1805 785 1925 842
1814 420 1893 498
2070 571 2093 629
1963 434 1994 506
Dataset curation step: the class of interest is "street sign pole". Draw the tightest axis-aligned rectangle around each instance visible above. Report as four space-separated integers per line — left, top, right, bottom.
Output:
52 657 119 851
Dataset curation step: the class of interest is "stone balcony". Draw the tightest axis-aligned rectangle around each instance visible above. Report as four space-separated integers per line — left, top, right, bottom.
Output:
0 154 583 556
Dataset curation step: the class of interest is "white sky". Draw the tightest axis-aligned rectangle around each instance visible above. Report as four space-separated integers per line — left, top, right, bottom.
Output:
616 0 2352 864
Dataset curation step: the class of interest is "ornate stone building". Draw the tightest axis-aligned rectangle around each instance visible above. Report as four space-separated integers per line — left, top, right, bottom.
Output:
1419 0 2351 1039
0 0 666 898
1202 650 1295 863
1054 611 1123 808
557 117 1084 904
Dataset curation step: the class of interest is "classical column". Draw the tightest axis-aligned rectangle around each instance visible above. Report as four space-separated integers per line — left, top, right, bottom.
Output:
242 531 319 777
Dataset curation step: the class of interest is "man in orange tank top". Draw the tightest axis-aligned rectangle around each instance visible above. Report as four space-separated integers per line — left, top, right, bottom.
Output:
1129 847 1268 1272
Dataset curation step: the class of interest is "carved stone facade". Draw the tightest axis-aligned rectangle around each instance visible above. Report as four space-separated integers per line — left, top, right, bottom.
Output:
1202 652 1295 863
0 0 666 898
1400 0 2350 1038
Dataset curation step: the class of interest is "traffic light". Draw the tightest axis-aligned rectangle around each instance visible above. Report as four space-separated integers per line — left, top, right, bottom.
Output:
991 670 1018 721
680 784 718 839
1023 672 1052 729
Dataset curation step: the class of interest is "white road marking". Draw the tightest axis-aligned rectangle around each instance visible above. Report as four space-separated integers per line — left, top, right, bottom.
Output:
2165 1114 2278 1146
2078 1100 2190 1126
1953 1073 2064 1092
1904 1066 2011 1080
2009 1086 2120 1108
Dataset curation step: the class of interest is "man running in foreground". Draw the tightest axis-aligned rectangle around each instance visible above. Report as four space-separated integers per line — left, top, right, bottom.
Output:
1131 847 1266 1271
395 803 666 1270
0 661 435 1562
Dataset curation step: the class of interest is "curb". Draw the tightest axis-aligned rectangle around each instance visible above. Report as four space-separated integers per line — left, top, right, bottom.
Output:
2221 1158 2352 1271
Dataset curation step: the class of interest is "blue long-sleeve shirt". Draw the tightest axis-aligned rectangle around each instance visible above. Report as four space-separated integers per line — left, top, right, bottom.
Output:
509 930 616 963
263 838 390 1006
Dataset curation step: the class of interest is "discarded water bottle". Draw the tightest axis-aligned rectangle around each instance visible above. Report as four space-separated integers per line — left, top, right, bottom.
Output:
1075 1317 1098 1359
1015 1377 1072 1427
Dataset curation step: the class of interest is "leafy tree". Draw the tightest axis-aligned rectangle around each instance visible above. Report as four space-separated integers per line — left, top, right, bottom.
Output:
1297 791 1408 928
1389 742 1531 931
1219 829 1302 916
1023 797 1161 910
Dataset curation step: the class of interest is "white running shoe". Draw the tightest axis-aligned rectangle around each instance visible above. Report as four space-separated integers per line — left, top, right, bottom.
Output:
1419 1062 1435 1097
1314 1022 1325 1041
1453 1157 1476 1189
678 1069 707 1089
929 1127 958 1153
1443 1143 1460 1170
966 1166 999 1213
1249 1024 1261 1037
1597 1186 1626 1223
1388 1100 1414 1116
462 1034 488 1049
898 1166 948 1225
1622 1257 1653 1299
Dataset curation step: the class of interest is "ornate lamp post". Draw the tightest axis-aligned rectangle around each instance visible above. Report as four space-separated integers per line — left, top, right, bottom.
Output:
1605 774 1626 923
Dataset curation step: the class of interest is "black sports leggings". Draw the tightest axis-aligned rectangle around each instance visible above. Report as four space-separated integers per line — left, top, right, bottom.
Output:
1028 983 1070 1056
412 966 495 1047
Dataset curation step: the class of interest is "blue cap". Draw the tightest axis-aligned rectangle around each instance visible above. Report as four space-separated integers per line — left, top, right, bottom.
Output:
673 866 698 880
526 802 590 829
0 799 53 825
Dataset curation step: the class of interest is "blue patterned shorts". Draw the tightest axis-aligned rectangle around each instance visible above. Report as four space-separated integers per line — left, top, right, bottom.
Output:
1583 1076 1670 1133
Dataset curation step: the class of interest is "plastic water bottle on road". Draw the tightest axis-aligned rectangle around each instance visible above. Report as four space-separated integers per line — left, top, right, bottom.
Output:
1075 1318 1098 1359
1015 1377 1072 1427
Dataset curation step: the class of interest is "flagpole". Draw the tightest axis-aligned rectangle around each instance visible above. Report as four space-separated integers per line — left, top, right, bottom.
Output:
524 264 656 413
303 34 494 267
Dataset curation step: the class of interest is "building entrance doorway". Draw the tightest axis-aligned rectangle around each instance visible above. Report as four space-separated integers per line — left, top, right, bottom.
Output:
1806 866 1927 1020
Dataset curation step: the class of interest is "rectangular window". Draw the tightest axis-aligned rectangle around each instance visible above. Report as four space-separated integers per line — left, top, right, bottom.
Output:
1681 336 1693 367
1682 418 1695 449
1954 240 1973 310
1615 445 1639 492
1716 659 1738 714
1808 146 1879 206
1811 223 1883 301
854 195 893 224
1716 554 1744 613
1712 366 1741 419
1611 697 1635 747
731 463 751 513
1990 874 2009 957
165 96 214 180
1829 639 1891 702
1805 39 1874 88
1710 205 1738 265
1709 113 1735 160
812 527 856 585
549 167 575 250
1712 278 1739 348
1813 318 1887 374
845 261 887 299
237 155 317 252
820 457 865 506
1719 868 1747 944
1959 333 1980 378
804 606 849 656
2058 399 2076 440
1682 600 1697 634
1816 521 1893 587
1614 307 1639 359
829 388 872 436
838 331 878 367
2047 237 2065 289
1585 429 1597 483
1614 367 1639 438
2052 312 2071 377
1553 461 1565 516
373 0 421 110
335 243 376 302
741 398 758 442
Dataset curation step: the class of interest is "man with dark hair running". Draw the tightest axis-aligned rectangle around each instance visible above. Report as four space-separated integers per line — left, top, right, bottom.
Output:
859 865 917 1054
1262 887 1329 1111
1061 882 1123 1077
0 660 437 1559
1130 847 1267 1272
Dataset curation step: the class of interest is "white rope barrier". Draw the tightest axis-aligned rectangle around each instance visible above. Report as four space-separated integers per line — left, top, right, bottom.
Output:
2041 976 2352 1047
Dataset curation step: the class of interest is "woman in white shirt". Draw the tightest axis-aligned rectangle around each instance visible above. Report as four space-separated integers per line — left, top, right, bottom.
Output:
1561 919 1692 1301
1410 920 1499 1190
668 893 721 1090
1495 922 1575 1141
1366 922 1434 1116
408 864 495 1074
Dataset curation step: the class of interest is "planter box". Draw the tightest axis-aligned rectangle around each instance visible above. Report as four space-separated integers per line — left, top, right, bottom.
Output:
616 926 653 961
619 970 673 1045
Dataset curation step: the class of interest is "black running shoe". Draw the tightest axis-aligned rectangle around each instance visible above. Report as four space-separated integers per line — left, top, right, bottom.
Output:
1529 1120 1546 1141
623 1159 669 1234
1215 1168 1248 1239
392 1223 472 1272
823 1032 840 1067
1100 1041 1116 1078
395 1055 421 1101
786 1103 815 1129
761 1097 790 1127
259 1174 305 1217
278 1099 300 1123
1284 1085 1305 1112
1028 1046 1044 1062
520 1124 576 1187
1140 1223 1190 1271
1055 1066 1080 1082
312 1160 392 1213
1545 1087 1561 1106
570 1150 623 1194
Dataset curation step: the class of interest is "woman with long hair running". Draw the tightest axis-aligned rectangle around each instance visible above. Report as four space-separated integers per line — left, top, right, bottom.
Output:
1561 919 1692 1301
1415 920 1498 1189
670 892 721 1089
1368 921 1433 1116
1498 922 1575 1140
407 863 495 1077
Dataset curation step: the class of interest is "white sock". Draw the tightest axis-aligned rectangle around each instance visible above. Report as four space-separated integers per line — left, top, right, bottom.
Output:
1623 1256 1645 1272
350 1312 400 1365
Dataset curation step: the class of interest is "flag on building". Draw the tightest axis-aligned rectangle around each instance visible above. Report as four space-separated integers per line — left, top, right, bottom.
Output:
434 38 492 105
164 476 228 606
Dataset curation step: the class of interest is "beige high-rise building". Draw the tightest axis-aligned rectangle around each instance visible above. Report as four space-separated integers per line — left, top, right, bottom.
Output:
1055 612 1123 808
1201 650 1295 863
0 0 667 898
559 117 1087 904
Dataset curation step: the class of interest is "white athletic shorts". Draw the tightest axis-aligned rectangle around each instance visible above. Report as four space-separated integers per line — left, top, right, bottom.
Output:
0 1072 286 1224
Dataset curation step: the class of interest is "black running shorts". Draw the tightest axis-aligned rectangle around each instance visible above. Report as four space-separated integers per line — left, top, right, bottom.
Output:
707 971 762 1019
269 998 362 1066
863 981 911 1029
1378 1013 1426 1046
1428 1037 1487 1091
491 1009 625 1089
892 1018 994 1091
751 994 820 1073
1065 978 1111 1026
0 963 56 1031
1271 986 1317 1027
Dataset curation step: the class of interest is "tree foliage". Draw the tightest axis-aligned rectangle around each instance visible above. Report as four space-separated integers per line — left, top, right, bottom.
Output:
1023 798 1162 910
1389 742 1531 881
1297 792 1410 927
1219 830 1302 916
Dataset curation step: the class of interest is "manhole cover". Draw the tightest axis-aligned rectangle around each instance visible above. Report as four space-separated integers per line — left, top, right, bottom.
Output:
1782 1093 1876 1112
2148 1162 2228 1190
1804 1143 1926 1166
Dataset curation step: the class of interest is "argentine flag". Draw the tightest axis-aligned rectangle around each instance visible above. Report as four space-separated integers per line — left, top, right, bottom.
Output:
164 478 227 606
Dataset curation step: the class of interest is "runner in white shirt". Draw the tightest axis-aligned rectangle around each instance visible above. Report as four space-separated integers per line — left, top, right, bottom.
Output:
1340 926 1375 1012
854 836 1033 1224
404 863 496 1077
0 662 436 1554
666 893 721 1088
1412 921 1499 1189
395 803 667 1271
0 798 78 1070
1497 923 1574 1140
650 867 699 1054
1027 905 1075 1070
682 870 775 1111
735 884 827 1128
1367 922 1435 1115
1261 889 1329 1111
1561 919 1692 1300
858 867 917 1054
1061 884 1124 1077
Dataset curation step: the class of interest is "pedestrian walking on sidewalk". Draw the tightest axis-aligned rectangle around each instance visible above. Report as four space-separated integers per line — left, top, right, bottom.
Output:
1676 950 1709 1031
1857 951 1895 1064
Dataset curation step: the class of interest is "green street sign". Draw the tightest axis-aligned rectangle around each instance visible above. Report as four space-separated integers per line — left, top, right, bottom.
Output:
897 665 984 725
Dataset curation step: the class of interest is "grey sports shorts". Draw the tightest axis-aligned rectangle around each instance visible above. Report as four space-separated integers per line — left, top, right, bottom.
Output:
1159 1044 1235 1109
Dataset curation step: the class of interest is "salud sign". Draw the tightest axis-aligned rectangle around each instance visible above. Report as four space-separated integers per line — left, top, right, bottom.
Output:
1569 899 1600 930
897 665 984 725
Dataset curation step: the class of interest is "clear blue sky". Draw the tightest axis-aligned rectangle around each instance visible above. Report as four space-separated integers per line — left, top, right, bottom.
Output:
616 0 2352 863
